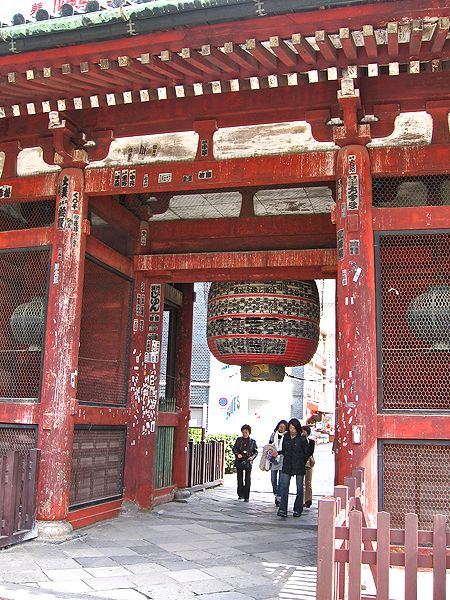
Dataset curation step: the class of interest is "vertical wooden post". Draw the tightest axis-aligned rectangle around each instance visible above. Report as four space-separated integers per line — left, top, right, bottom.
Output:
432 514 447 600
376 511 390 600
172 283 194 494
348 510 362 600
404 512 418 600
335 145 378 517
317 496 337 600
37 168 87 539
124 277 164 508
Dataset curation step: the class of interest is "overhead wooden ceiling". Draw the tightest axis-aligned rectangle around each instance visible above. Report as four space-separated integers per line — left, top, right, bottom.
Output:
0 15 448 120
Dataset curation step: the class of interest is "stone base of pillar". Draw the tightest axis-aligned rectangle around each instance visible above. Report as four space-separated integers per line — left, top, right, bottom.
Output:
174 488 191 503
36 520 73 542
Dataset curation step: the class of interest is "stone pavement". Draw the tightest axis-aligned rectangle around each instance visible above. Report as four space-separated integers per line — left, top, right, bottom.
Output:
0 444 334 600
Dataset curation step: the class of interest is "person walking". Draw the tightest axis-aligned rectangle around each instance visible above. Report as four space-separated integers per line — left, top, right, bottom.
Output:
269 420 288 507
302 425 315 508
274 418 311 518
232 424 258 502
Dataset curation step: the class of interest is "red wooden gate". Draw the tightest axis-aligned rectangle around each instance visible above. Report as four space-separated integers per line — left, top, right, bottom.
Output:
0 449 40 548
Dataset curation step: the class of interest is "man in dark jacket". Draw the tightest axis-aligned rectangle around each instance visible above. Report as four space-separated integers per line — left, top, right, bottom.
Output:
274 418 311 518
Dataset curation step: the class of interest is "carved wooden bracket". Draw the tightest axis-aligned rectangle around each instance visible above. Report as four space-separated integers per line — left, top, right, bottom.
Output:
193 119 218 161
333 80 371 147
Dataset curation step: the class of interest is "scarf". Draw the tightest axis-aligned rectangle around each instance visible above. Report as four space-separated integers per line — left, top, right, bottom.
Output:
273 431 286 451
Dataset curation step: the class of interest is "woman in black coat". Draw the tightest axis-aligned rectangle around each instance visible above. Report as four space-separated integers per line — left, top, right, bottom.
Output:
232 424 258 502
274 418 311 518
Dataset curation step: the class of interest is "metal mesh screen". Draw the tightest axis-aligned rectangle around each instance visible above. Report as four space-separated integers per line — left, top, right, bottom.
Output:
382 442 450 531
69 427 125 508
376 232 450 410
77 258 132 406
0 426 36 456
0 201 55 231
373 175 450 208
191 283 211 408
0 249 50 402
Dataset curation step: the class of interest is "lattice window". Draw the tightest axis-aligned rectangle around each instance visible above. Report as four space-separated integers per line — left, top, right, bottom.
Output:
382 442 450 531
373 175 450 208
0 249 50 402
376 231 450 411
0 201 54 231
77 258 132 406
69 427 125 508
0 426 36 456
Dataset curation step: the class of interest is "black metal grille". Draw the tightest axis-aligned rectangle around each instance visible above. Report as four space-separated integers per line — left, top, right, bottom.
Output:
0 201 54 230
69 427 125 508
382 441 450 531
0 426 36 456
0 249 50 402
376 231 450 411
77 258 132 406
373 175 450 208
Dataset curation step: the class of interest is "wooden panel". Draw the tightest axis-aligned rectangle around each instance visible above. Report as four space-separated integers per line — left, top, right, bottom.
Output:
154 426 174 489
69 428 126 508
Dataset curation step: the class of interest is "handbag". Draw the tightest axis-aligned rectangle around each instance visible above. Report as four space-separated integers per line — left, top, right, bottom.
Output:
236 458 250 469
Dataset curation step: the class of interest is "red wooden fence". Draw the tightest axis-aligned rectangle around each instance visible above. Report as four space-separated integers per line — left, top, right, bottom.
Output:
0 449 40 549
317 468 450 600
188 440 225 490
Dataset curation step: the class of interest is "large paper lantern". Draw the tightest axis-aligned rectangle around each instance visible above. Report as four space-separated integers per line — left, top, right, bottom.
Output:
406 285 450 351
207 281 320 381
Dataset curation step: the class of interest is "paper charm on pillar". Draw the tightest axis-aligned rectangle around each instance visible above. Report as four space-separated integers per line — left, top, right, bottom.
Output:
207 281 320 382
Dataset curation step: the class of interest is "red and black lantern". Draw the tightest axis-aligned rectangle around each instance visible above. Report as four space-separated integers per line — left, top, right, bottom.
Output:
207 280 320 381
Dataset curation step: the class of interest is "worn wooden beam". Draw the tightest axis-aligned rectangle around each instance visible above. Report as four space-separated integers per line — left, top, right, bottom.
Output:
372 205 450 232
85 236 133 277
377 414 450 440
0 227 53 250
147 213 336 253
135 248 337 281
88 196 140 238
0 174 58 202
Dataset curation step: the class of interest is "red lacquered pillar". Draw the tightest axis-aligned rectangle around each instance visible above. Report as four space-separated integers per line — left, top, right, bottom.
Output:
124 277 164 508
37 168 88 539
335 145 378 517
172 283 195 496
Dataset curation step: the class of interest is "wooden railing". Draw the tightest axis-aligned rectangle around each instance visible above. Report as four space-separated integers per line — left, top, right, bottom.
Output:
188 440 225 490
0 449 40 549
317 468 450 600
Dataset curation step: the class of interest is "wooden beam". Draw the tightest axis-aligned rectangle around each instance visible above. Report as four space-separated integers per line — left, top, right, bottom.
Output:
135 248 337 281
88 196 140 238
362 25 378 59
85 152 336 196
387 22 399 60
291 33 317 66
0 227 53 250
148 213 336 253
245 39 278 71
269 36 298 69
86 236 133 278
0 173 58 202
378 414 450 440
372 206 450 232
430 17 449 54
339 28 358 62
315 30 337 62
409 20 423 57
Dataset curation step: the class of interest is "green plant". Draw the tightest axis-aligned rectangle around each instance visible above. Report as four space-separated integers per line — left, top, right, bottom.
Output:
205 433 238 474
188 427 203 443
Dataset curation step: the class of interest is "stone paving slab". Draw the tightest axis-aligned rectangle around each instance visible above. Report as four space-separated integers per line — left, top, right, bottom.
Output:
0 444 334 600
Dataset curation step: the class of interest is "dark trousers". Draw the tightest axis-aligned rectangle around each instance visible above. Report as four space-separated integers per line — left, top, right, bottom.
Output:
279 472 304 514
237 467 252 499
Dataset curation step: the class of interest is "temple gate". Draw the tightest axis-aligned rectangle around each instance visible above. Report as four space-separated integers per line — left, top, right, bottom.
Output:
0 0 448 538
